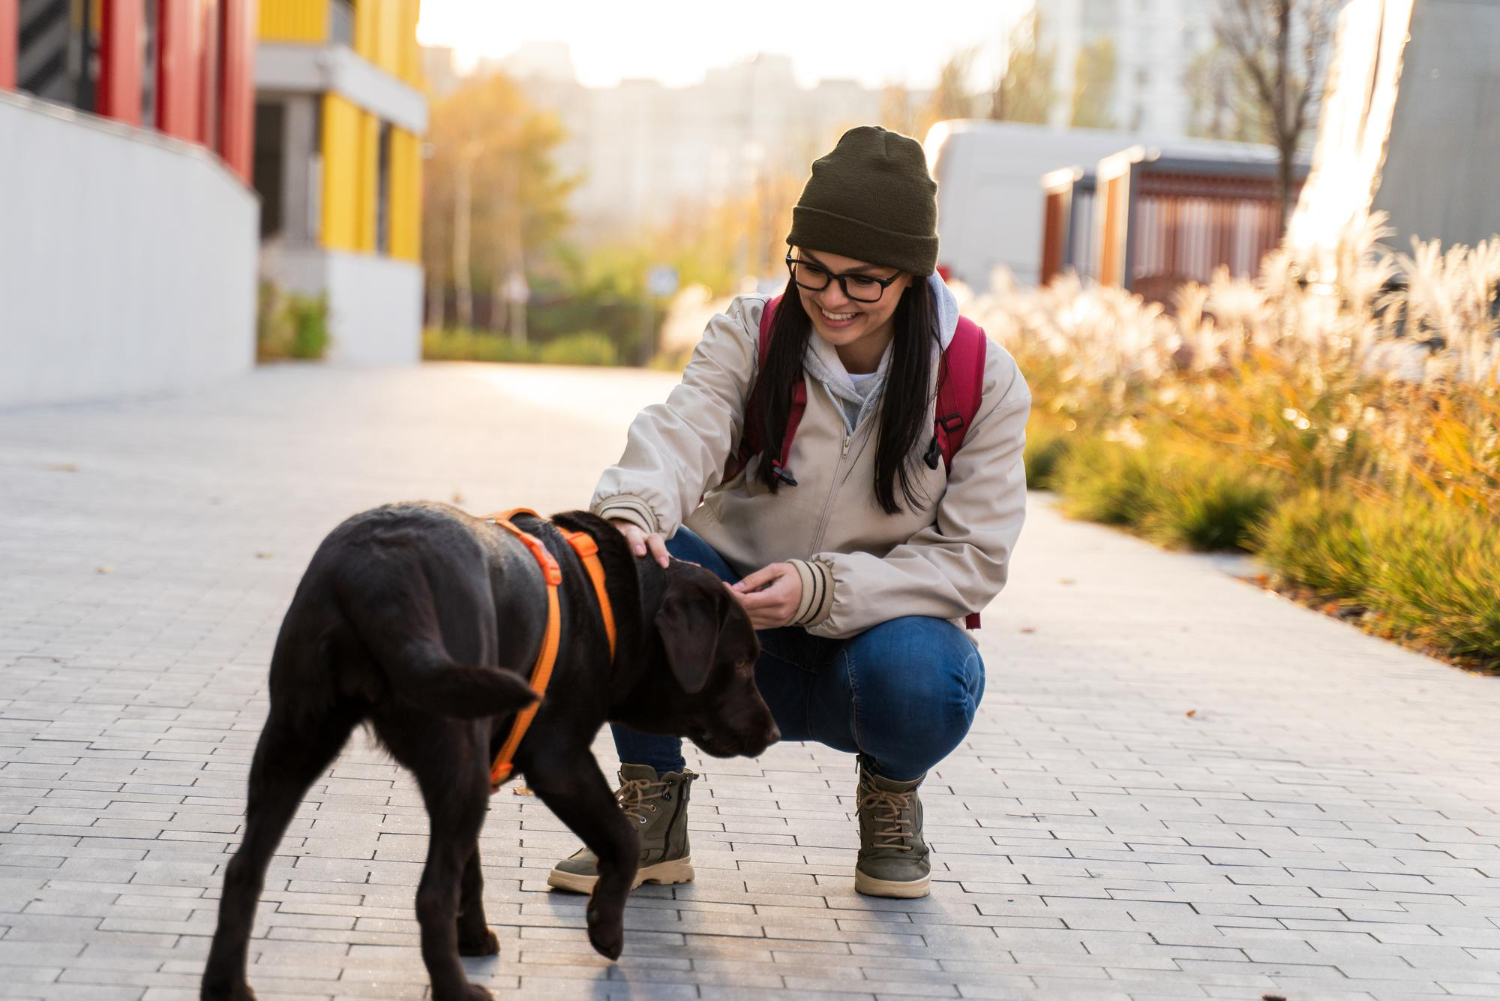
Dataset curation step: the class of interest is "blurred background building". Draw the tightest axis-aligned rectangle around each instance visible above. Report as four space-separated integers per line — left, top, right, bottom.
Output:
1039 0 1216 135
1 0 258 407
255 0 427 364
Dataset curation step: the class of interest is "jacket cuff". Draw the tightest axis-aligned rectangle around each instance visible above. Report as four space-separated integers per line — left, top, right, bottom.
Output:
787 558 834 627
593 494 659 535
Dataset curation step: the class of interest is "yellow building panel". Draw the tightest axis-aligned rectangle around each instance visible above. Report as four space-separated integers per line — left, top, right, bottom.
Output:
389 128 422 262
320 94 362 251
401 0 425 87
356 112 380 253
259 0 329 42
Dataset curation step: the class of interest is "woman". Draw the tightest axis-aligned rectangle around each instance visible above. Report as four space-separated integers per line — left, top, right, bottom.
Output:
549 126 1031 899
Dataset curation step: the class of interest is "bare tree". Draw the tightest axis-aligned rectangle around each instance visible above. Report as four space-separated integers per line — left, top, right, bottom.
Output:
1212 0 1337 233
989 9 1056 124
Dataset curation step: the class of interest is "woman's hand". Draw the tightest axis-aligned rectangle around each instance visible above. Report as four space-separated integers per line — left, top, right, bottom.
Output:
730 562 803 630
610 519 671 568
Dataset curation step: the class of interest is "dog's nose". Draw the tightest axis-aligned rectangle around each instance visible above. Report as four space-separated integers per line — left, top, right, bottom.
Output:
766 723 782 744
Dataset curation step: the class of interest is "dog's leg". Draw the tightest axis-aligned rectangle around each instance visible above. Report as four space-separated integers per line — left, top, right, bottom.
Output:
201 709 356 1001
455 842 499 957
526 753 640 961
408 742 495 1001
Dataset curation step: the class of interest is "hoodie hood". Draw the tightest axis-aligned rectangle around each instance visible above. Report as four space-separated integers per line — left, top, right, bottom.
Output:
804 272 960 405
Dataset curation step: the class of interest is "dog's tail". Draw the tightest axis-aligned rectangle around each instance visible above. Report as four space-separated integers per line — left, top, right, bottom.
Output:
334 558 538 720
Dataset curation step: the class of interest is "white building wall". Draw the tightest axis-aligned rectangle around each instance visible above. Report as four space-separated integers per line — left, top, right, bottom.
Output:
510 54 887 243
1043 0 1213 136
0 93 257 408
260 246 422 366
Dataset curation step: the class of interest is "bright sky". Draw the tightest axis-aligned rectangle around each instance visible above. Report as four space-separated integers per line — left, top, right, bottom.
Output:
416 0 1030 91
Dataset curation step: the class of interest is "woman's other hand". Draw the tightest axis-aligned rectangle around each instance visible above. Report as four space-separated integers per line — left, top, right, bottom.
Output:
610 519 670 568
730 562 803 630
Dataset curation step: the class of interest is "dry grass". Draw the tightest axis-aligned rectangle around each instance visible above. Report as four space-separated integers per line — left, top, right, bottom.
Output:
968 216 1500 669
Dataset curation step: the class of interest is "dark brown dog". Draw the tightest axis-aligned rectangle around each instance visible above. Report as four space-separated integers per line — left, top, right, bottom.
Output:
200 504 779 1001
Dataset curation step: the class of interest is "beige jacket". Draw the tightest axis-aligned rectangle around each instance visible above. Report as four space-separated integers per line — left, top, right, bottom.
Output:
592 277 1031 640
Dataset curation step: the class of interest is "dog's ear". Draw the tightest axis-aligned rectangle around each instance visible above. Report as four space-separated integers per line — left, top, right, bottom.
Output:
655 571 728 696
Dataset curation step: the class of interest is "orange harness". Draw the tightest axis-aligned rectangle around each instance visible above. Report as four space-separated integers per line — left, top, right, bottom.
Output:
483 508 617 791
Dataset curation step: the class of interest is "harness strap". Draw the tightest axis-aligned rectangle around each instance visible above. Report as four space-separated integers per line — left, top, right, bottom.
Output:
557 528 617 659
482 509 617 792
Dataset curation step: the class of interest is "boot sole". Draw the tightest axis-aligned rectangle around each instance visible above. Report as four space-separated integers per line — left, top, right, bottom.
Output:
546 856 695 895
854 869 931 899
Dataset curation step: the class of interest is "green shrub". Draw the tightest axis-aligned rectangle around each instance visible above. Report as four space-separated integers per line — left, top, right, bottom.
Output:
257 283 331 361
1252 490 1372 598
1143 458 1279 551
285 294 330 359
1358 499 1500 664
422 329 540 363
1024 418 1073 491
1053 438 1156 526
1255 491 1500 668
538 332 618 367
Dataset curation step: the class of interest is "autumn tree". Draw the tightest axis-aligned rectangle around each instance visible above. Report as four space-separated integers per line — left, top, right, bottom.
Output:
1069 37 1116 129
1211 0 1336 232
1184 42 1273 144
879 50 975 142
990 8 1056 124
423 71 576 335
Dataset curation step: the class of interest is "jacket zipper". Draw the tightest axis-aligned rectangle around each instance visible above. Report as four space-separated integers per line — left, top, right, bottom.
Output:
810 380 860 553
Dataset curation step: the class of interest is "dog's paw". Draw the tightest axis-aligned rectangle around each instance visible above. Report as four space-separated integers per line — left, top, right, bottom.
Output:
457 927 500 957
585 906 624 961
462 985 495 1001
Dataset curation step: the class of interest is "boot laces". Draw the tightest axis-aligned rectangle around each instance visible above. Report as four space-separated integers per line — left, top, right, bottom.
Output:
616 777 668 823
861 786 915 851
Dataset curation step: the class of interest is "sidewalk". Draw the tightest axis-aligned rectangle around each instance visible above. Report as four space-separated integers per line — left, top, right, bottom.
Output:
2 362 1498 1000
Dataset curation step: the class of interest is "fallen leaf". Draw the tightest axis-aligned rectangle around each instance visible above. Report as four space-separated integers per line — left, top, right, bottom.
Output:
512 785 535 797
255 552 274 560
1185 710 1198 718
1020 627 1036 634
452 490 466 504
46 462 79 472
1059 578 1076 586
96 566 113 574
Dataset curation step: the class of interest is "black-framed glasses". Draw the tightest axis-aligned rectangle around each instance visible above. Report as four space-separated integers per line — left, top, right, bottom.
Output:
785 255 901 303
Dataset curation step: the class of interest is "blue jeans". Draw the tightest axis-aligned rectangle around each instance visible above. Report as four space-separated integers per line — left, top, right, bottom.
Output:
613 526 985 782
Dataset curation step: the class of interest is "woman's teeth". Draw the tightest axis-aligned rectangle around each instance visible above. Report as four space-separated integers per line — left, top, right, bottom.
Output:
820 308 857 321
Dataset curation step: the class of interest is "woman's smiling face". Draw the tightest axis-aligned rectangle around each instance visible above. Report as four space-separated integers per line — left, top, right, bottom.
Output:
792 248 911 353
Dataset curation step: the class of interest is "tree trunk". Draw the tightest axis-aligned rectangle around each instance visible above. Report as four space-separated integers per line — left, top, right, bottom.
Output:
1275 0 1293 235
453 154 473 331
425 279 444 330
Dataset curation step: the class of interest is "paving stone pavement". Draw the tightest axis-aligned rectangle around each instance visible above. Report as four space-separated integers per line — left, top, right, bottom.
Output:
2 362 1499 1001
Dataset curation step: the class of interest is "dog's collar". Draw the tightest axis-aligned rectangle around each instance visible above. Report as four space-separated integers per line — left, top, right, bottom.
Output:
482 508 617 792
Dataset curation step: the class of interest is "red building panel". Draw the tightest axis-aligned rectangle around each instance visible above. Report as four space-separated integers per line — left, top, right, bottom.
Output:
98 0 145 125
157 0 206 143
217 0 256 183
0 0 17 91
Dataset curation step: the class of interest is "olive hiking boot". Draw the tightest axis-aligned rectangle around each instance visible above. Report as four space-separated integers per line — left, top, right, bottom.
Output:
854 759 931 898
546 763 696 894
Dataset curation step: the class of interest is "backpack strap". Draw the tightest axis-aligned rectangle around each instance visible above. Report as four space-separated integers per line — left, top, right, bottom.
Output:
932 316 989 630
933 316 988 471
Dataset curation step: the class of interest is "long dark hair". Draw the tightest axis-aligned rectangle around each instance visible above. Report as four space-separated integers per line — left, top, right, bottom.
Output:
755 277 939 515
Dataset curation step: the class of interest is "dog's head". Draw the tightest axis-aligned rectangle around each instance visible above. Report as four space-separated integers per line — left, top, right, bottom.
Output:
628 560 779 759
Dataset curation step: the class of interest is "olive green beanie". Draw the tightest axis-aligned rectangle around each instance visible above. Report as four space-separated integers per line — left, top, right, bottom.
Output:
786 125 939 277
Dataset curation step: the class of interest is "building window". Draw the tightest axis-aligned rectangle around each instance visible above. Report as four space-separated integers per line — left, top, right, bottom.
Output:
141 0 158 128
254 100 285 239
376 121 392 255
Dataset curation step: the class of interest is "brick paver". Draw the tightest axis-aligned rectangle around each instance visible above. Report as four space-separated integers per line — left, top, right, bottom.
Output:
2 362 1498 1001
